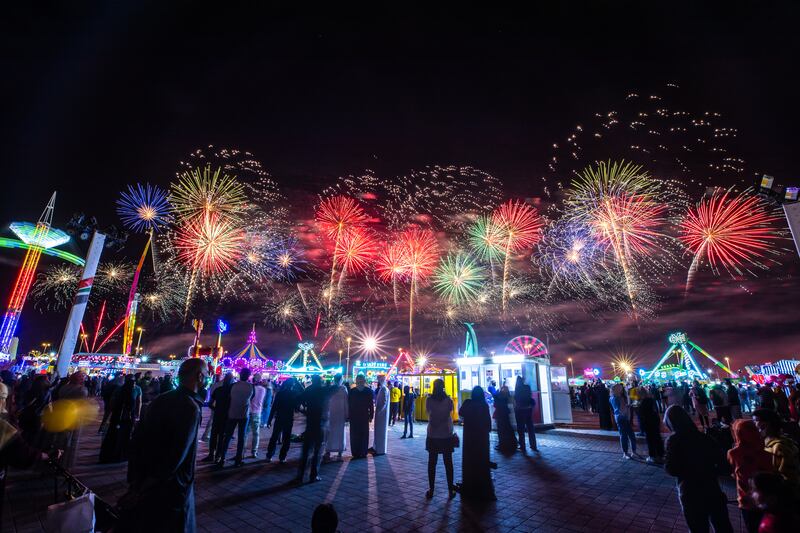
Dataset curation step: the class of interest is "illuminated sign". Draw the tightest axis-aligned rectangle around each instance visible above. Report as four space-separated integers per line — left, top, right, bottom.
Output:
668 332 688 344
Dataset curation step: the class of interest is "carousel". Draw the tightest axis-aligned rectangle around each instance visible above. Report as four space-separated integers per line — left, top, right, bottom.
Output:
218 326 283 376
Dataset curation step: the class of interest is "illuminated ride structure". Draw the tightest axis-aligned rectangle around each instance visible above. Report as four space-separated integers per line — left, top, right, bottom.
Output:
643 332 735 382
281 314 342 376
0 193 73 354
219 326 283 374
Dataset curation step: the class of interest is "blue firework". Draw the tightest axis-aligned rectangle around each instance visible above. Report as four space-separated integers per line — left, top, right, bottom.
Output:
117 183 172 233
267 236 306 282
534 219 606 296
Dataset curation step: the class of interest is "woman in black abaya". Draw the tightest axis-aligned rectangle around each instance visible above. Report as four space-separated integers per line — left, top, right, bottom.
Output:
493 385 518 455
457 386 496 501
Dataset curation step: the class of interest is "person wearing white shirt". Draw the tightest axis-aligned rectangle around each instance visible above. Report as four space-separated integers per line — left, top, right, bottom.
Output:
218 368 254 467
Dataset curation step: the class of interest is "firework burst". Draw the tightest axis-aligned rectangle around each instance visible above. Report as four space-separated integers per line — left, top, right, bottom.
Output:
566 160 681 316
535 219 606 298
492 199 543 311
175 213 245 275
375 240 410 305
170 165 248 223
116 183 172 233
467 214 505 264
334 229 376 284
397 228 439 352
679 188 783 294
433 252 486 305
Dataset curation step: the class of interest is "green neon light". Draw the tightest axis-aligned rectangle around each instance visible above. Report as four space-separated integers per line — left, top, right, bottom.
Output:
645 344 677 381
0 238 85 266
687 340 734 376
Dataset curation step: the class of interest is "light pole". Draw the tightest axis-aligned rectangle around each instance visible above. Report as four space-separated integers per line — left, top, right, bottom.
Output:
338 349 343 368
41 342 50 355
567 357 574 380
79 333 88 352
346 337 352 378
724 356 731 373
135 327 144 355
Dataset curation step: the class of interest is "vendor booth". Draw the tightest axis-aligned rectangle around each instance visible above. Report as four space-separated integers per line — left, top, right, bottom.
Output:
454 328 564 425
396 368 459 422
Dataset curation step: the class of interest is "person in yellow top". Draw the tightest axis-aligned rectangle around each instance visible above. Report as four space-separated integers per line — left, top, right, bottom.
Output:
753 408 800 502
389 381 402 426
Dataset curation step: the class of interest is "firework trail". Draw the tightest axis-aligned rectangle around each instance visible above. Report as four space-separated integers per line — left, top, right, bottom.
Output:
492 200 543 311
565 160 680 316
315 195 369 308
397 228 439 353
679 188 783 295
375 239 409 306
467 214 505 282
334 228 376 290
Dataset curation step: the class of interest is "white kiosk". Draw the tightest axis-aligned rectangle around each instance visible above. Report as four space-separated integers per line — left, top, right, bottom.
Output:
454 327 571 426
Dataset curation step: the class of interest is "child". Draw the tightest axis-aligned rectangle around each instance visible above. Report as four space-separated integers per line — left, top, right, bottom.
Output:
727 420 774 533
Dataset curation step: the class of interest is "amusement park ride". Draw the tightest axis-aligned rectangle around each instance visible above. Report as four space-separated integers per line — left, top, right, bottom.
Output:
643 332 735 382
0 194 80 356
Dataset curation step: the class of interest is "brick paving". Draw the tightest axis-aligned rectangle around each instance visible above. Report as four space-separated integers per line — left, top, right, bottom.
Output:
3 403 743 532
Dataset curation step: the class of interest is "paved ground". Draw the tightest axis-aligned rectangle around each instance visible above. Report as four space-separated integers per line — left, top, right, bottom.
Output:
3 403 743 532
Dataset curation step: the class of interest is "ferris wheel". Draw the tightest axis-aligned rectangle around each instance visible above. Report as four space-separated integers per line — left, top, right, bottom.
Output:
505 335 548 358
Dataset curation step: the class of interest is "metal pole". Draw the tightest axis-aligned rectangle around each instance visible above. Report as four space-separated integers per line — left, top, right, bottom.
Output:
55 231 105 377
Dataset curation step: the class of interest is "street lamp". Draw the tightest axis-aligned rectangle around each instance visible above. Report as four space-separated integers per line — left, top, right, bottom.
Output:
346 337 352 378
41 342 51 353
724 356 731 371
338 349 343 367
567 357 574 380
79 333 88 352
135 327 145 355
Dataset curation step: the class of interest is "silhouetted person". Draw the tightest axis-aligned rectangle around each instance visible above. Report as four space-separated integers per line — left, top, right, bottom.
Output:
348 374 374 459
218 368 254 467
400 385 417 439
595 381 613 430
513 376 538 452
99 375 140 463
664 405 733 533
297 375 331 483
201 373 232 463
266 378 299 463
311 503 339 533
458 385 495 501
425 378 455 499
493 385 517 454
119 358 208 533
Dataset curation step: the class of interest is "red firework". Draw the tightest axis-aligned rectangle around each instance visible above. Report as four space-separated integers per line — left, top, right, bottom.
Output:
334 228 376 274
492 199 543 252
679 190 780 270
315 195 368 240
398 228 439 282
375 240 410 282
176 213 244 274
592 193 667 256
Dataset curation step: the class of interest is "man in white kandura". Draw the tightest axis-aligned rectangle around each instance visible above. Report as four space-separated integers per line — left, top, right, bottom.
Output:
326 374 349 460
371 374 389 456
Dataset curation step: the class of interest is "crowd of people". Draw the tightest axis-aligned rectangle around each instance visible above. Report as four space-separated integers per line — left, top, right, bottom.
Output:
5 361 800 533
571 376 800 532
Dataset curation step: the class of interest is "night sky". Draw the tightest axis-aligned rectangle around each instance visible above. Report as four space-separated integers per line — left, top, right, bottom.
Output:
2 3 799 373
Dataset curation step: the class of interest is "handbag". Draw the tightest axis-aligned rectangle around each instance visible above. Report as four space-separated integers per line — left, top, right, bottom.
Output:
45 492 95 533
450 432 460 448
